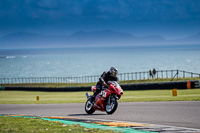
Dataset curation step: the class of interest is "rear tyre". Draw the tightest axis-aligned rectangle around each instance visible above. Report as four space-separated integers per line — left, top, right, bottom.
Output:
106 96 118 114
85 98 95 114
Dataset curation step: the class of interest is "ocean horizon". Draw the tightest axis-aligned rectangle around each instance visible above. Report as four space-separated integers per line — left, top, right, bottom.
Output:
0 44 200 78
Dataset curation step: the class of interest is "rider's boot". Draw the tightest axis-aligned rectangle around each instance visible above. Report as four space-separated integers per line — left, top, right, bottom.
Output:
90 92 98 103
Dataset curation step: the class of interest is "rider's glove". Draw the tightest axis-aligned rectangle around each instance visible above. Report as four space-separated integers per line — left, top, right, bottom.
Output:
102 82 108 88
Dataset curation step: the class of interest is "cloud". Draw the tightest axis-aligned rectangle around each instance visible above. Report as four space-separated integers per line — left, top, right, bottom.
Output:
0 0 200 38
1 0 200 21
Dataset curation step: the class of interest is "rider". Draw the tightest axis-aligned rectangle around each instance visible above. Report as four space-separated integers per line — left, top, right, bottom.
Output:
90 67 119 102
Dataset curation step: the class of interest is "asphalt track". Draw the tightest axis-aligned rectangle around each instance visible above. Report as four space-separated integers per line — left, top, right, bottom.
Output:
0 101 200 130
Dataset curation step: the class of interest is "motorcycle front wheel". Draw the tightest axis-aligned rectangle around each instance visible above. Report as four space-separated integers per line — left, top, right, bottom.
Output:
106 96 118 114
85 99 95 114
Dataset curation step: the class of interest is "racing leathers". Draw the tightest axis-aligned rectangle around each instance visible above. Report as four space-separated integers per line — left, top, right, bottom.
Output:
91 71 119 102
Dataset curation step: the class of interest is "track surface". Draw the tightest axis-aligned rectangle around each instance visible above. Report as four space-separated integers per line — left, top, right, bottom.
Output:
0 101 200 129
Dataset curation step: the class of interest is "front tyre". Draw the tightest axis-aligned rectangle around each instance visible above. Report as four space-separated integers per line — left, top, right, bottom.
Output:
85 99 95 114
106 96 118 114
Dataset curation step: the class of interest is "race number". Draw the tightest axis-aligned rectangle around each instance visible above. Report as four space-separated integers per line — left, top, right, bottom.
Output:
99 91 107 97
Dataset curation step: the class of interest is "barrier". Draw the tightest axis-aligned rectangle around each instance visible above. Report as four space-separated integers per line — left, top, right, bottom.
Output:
0 86 4 91
4 81 198 92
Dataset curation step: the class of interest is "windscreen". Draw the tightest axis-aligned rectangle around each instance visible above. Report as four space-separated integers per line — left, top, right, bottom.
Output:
109 81 120 88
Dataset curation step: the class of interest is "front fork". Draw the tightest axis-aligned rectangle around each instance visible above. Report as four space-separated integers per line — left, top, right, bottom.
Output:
107 95 111 105
108 95 118 105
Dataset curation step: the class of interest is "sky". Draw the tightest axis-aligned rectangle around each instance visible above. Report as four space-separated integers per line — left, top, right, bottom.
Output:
0 0 200 39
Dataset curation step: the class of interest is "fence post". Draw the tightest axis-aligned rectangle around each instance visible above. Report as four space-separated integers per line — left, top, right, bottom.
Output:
131 73 133 80
87 76 90 83
157 71 158 79
177 70 179 78
166 70 168 78
171 70 173 78
136 73 137 80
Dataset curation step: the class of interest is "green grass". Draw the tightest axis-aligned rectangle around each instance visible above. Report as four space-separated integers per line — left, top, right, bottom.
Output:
121 89 200 102
0 89 200 104
0 91 86 104
0 116 119 133
0 77 199 104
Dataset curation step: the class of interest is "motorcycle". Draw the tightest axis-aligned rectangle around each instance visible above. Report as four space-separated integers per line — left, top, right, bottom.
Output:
85 81 123 114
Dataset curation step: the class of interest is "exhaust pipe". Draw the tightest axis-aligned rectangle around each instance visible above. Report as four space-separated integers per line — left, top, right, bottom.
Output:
85 92 89 99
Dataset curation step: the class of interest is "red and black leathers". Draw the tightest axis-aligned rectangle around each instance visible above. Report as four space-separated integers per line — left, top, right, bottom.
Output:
95 71 119 95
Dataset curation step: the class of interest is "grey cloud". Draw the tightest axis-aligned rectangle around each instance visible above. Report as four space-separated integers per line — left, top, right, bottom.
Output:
0 0 200 38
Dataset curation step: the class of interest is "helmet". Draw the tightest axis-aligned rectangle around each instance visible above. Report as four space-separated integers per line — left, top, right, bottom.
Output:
109 67 118 77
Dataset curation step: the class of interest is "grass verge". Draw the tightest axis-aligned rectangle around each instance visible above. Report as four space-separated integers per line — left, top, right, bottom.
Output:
0 89 200 104
0 116 119 133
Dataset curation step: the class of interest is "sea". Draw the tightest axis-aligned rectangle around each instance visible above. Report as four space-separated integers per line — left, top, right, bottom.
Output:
0 44 200 78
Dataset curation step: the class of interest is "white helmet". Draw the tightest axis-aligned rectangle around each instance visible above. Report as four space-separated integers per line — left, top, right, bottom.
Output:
109 67 118 77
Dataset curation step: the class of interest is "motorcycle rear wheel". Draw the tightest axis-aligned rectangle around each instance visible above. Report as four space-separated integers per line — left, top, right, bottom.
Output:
85 99 95 114
106 97 118 114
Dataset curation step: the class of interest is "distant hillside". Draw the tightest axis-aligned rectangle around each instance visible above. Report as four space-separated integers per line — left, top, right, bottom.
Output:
0 32 68 48
0 30 199 48
67 30 136 46
173 32 200 44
